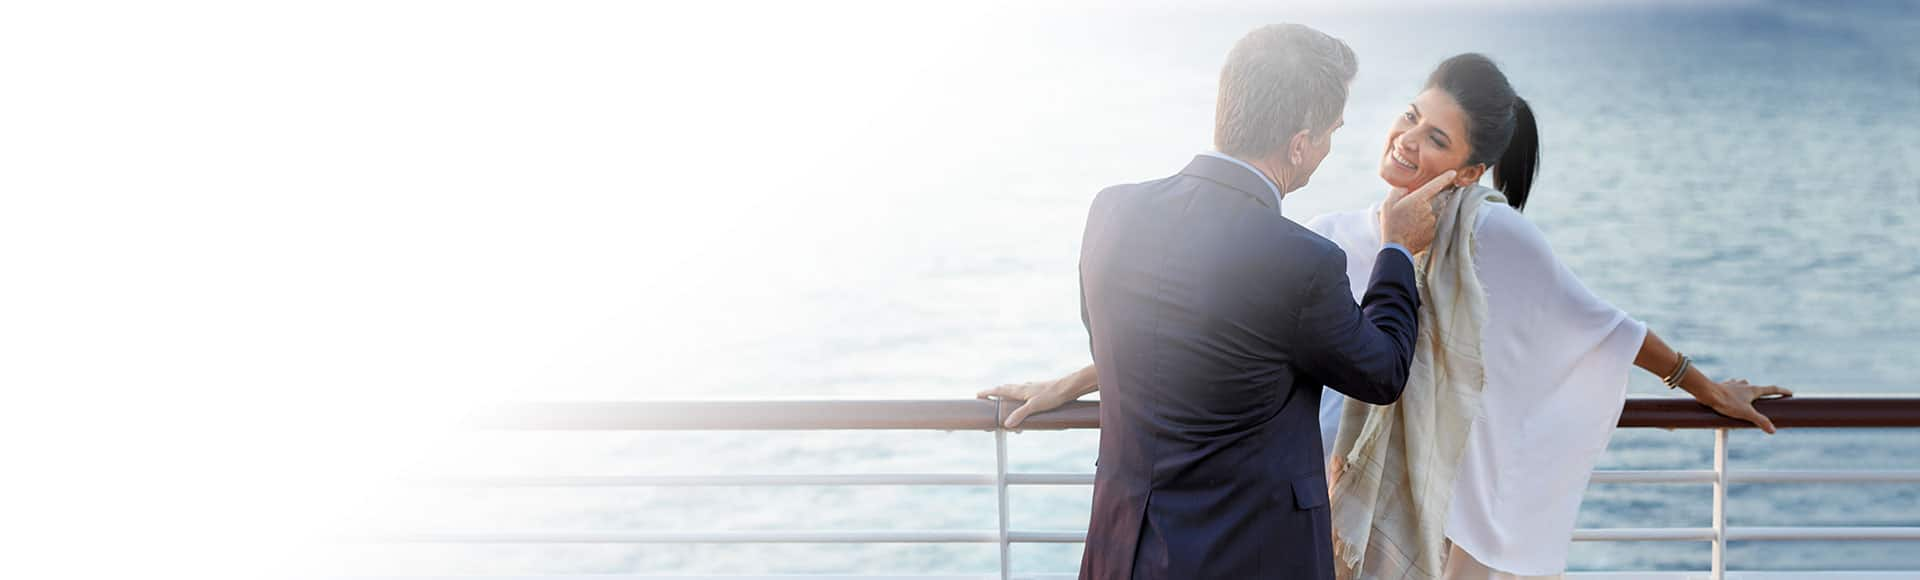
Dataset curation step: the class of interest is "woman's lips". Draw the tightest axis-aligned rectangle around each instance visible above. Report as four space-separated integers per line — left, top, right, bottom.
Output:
1388 148 1417 170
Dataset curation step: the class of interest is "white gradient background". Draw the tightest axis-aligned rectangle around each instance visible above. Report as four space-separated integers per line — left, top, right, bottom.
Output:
3 0 1915 577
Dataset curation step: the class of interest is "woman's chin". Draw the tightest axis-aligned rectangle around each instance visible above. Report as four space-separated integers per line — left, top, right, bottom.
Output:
1378 166 1416 189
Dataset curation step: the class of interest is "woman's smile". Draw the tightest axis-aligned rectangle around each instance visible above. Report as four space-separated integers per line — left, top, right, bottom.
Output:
1388 147 1418 171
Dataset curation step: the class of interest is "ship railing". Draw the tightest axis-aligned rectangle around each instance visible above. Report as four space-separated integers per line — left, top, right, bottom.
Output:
370 396 1920 580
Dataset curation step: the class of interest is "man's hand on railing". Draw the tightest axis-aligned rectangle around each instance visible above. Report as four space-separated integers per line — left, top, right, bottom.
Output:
978 364 1100 429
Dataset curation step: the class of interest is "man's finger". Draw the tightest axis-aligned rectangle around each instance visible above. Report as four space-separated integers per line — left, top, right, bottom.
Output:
1763 385 1793 398
1403 170 1458 205
977 384 1023 401
1005 401 1038 428
1384 186 1412 206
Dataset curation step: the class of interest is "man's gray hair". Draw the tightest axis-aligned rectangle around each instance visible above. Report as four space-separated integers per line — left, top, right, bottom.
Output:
1214 24 1358 159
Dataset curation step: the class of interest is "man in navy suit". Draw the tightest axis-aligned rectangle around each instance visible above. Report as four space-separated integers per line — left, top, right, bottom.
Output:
981 24 1457 578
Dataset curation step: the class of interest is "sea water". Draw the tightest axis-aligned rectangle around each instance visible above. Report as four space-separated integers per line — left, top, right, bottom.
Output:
343 1 1920 575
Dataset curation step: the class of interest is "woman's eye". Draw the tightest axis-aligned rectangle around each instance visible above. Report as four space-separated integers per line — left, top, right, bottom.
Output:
1430 135 1446 148
1402 111 1415 123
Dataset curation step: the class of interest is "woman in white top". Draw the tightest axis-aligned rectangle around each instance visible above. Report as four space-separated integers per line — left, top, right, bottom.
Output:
980 53 1791 579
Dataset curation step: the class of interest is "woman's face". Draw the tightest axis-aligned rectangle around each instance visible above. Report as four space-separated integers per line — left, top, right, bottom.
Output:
1379 88 1478 190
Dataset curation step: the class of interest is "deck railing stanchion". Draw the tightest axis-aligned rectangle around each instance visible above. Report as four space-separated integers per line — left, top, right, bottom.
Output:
1712 427 1729 580
995 401 1013 580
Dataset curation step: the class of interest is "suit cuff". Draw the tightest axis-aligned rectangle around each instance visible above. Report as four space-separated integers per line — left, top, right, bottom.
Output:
1382 243 1413 262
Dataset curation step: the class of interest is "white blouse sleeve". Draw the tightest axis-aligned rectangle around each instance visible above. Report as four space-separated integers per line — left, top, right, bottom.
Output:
1473 205 1647 386
1443 203 1651 573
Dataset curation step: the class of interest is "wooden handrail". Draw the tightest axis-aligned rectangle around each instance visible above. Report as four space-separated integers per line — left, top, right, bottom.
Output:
473 396 1920 431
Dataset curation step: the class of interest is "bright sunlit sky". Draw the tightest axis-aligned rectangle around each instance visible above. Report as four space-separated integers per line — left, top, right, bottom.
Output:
2 0 1875 577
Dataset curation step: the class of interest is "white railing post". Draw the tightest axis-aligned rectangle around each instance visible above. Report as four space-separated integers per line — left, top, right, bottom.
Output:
995 401 1013 580
1712 428 1729 580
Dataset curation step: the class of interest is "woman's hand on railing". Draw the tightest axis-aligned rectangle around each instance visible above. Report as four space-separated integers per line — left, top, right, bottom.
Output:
1702 379 1794 433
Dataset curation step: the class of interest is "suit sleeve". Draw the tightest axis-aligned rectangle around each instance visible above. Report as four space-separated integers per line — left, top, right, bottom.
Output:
1079 262 1093 358
1292 247 1421 405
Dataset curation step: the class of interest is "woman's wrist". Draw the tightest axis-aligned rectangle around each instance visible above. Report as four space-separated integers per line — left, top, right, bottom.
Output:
1679 369 1727 406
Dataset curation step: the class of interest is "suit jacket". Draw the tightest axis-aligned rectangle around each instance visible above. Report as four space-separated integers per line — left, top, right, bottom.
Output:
1077 154 1422 579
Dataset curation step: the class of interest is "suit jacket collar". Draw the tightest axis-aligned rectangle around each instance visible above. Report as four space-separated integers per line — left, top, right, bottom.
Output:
1179 154 1283 211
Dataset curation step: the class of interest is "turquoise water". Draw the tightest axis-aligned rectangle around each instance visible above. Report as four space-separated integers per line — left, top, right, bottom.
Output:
342 1 1920 575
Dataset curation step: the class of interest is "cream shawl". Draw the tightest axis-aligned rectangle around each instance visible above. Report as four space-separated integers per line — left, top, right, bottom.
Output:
1330 185 1505 579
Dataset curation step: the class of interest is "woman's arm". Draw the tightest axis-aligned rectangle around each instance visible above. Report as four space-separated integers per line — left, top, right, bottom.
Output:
1634 329 1793 433
1474 205 1794 433
977 364 1100 428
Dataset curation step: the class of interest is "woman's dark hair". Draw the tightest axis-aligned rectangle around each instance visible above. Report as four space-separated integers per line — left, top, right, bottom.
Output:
1425 53 1538 211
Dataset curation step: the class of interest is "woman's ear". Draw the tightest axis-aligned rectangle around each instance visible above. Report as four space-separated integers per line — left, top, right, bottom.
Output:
1455 164 1487 188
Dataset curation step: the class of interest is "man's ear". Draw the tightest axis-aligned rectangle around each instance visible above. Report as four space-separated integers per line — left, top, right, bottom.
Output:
1455 164 1487 188
1287 129 1314 166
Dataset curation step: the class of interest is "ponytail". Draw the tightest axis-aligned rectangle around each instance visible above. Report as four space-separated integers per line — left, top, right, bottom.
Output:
1425 53 1539 212
1492 97 1538 211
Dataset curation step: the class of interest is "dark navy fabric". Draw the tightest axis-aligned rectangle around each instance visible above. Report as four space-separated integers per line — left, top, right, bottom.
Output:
1077 155 1422 579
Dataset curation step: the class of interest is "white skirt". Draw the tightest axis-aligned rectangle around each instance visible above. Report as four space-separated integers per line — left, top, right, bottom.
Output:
1443 542 1563 580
